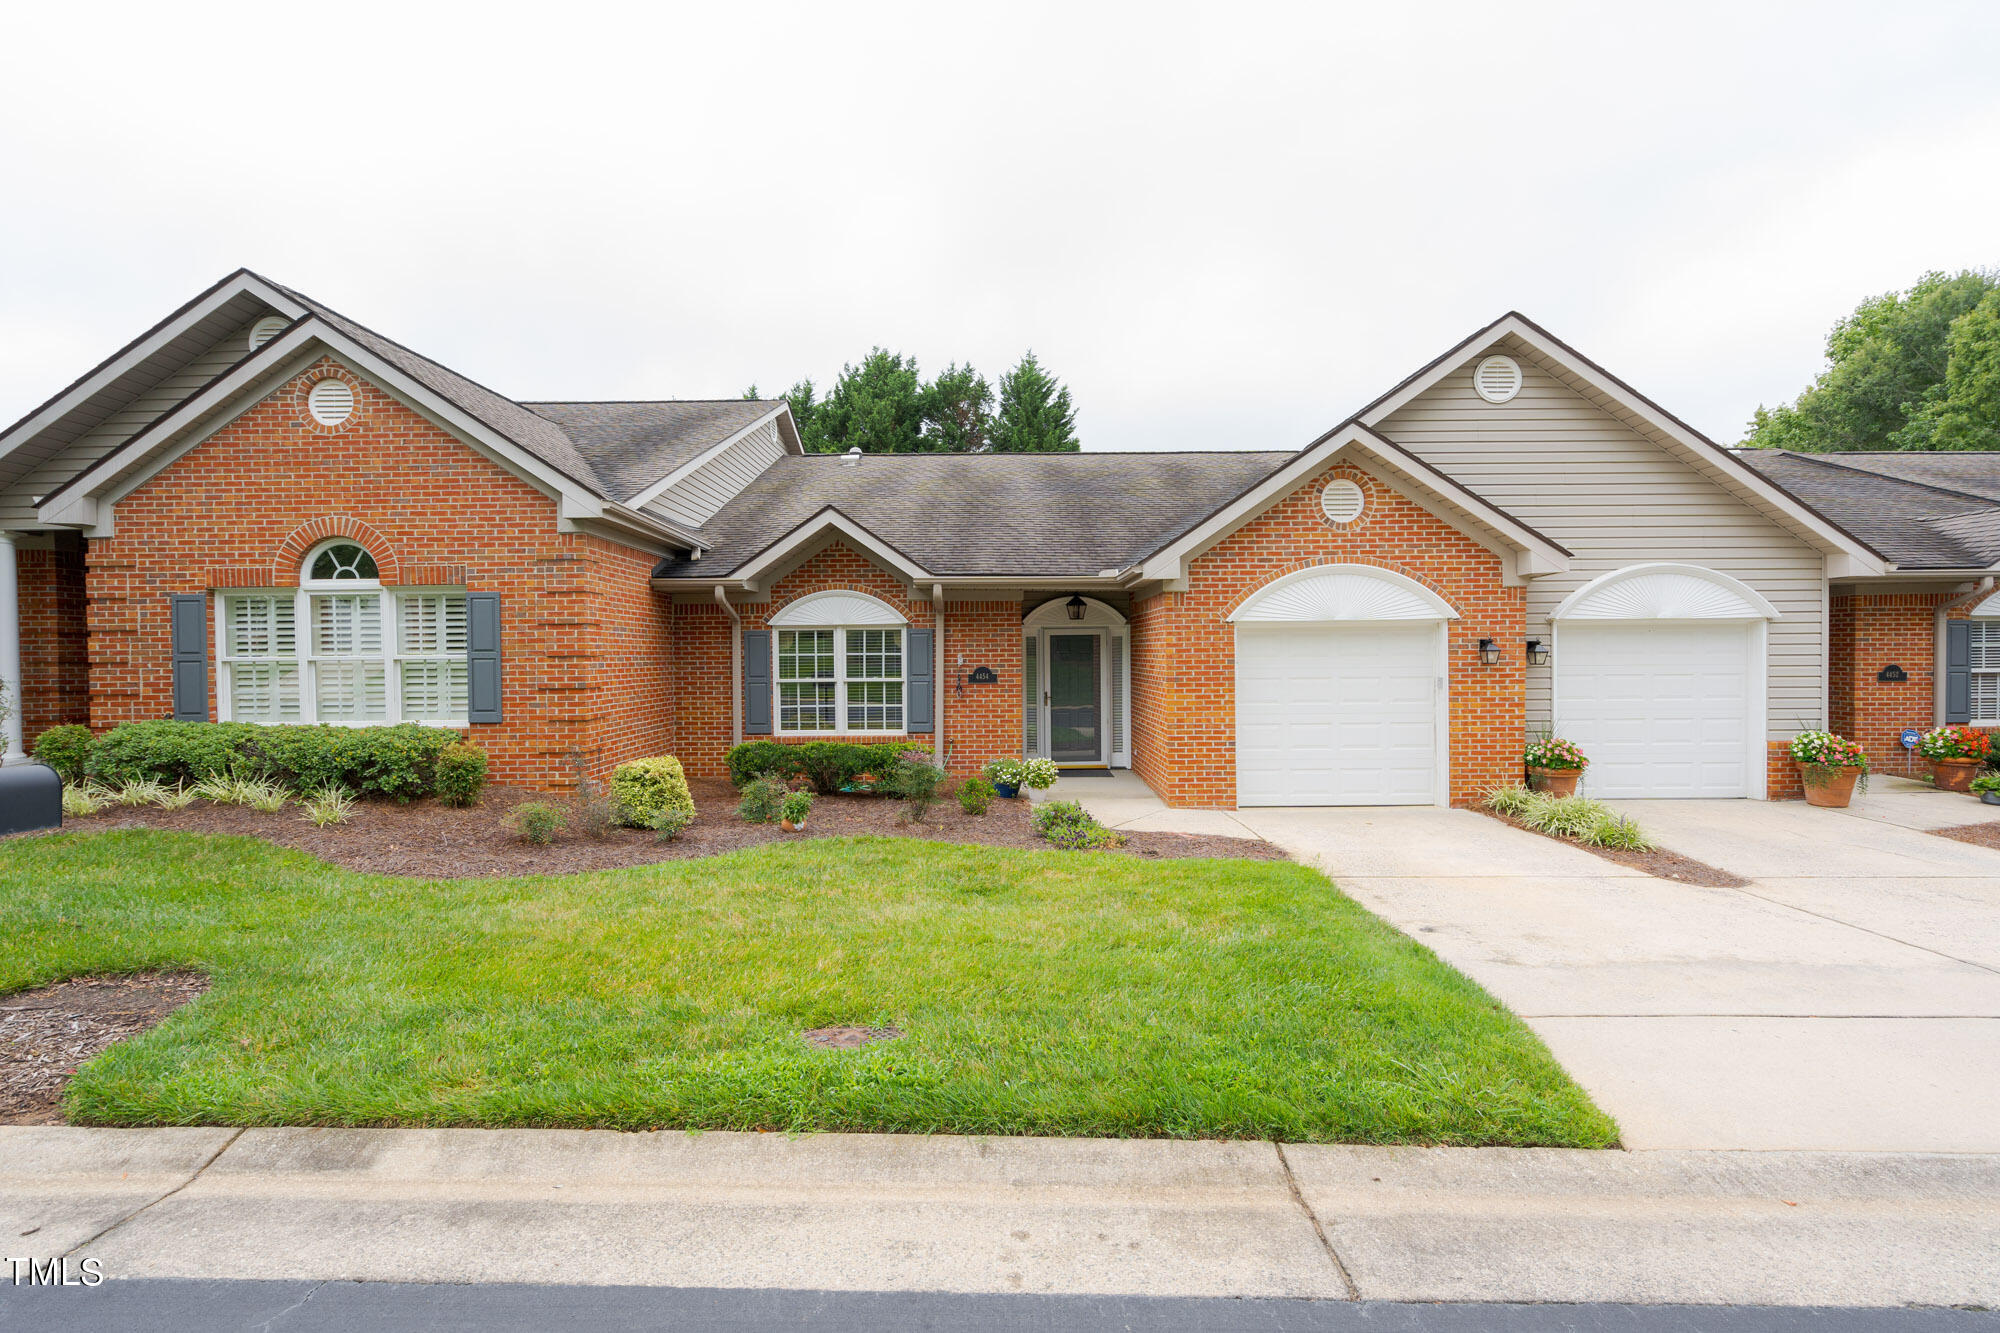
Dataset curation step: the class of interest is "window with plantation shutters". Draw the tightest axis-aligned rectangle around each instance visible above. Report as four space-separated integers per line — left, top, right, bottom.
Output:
214 540 473 729
1969 621 2000 723
775 625 906 735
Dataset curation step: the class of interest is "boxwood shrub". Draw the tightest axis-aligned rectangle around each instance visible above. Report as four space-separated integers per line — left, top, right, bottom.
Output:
723 739 930 793
609 756 695 828
84 720 466 801
32 724 96 783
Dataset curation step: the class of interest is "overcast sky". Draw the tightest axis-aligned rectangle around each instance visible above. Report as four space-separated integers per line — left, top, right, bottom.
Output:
4 2 1997 453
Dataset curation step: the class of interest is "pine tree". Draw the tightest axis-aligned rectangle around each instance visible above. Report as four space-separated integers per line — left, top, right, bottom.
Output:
812 350 926 454
921 362 995 452
990 352 1079 453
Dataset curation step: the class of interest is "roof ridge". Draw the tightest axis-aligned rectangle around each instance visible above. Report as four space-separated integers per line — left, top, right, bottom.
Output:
521 398 779 406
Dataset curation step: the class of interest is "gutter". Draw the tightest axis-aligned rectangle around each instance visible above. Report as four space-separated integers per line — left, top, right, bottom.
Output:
714 585 743 746
1934 577 1995 726
932 583 946 768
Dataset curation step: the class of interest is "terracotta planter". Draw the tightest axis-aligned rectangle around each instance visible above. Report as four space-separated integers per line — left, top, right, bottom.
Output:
1526 766 1582 797
781 817 807 832
1798 762 1861 808
1932 757 1982 793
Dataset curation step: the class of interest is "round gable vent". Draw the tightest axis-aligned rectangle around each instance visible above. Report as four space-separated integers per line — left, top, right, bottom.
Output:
1320 478 1365 524
307 379 355 426
247 315 289 351
1473 355 1523 403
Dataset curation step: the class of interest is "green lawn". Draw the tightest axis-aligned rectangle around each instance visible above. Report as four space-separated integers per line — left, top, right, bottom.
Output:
0 830 1616 1146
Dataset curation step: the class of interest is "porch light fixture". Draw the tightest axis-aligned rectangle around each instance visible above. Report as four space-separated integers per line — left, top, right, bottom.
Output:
1477 637 1502 666
1064 595 1087 621
1526 638 1550 667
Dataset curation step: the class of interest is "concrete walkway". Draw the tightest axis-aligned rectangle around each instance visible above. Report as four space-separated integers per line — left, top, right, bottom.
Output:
3 1126 1996 1308
1055 774 2000 1152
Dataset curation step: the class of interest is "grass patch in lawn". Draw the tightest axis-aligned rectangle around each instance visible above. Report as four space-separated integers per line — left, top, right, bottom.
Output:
0 830 1615 1146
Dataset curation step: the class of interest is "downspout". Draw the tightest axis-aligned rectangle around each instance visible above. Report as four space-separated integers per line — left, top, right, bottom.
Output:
1935 577 1995 726
715 585 742 746
932 583 946 767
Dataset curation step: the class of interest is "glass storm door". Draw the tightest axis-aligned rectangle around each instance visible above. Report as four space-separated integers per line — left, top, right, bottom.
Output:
1047 633 1102 763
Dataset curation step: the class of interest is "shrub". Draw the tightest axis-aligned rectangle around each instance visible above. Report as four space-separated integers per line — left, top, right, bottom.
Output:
91 721 256 786
1030 799 1121 850
434 743 489 807
87 720 463 799
737 773 790 824
33 725 95 783
1522 736 1589 772
609 756 695 828
723 739 930 793
1484 786 1655 851
725 740 798 788
61 783 113 817
1484 783 1539 818
957 777 995 815
301 785 356 827
781 789 815 826
888 755 947 822
507 801 567 845
650 806 695 842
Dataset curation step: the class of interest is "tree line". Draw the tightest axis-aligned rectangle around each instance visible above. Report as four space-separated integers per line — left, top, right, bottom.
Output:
1745 268 2000 452
746 349 1079 454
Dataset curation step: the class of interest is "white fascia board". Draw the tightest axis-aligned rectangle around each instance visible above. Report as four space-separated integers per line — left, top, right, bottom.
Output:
43 320 611 530
0 273 306 463
1361 315 1890 574
624 404 787 509
1139 425 1566 582
730 509 932 590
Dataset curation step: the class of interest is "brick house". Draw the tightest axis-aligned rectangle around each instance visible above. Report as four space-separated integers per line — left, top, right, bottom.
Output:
0 270 1969 806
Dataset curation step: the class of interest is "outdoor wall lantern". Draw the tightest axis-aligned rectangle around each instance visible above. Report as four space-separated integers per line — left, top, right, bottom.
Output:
1064 595 1087 621
1477 637 1502 666
1526 638 1550 666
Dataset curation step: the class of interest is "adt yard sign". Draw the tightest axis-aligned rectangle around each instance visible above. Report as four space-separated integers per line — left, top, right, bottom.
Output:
1902 727 1922 750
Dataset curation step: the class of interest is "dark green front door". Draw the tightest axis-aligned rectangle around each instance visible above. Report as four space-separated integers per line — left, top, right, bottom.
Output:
1048 633 1101 763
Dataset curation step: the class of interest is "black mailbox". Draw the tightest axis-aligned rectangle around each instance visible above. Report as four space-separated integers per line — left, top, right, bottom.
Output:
0 762 61 836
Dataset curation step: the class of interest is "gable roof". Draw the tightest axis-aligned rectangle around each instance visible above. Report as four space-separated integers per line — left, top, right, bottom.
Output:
651 451 1296 581
1791 451 2000 505
524 400 788 501
1354 312 1890 574
1733 449 2000 570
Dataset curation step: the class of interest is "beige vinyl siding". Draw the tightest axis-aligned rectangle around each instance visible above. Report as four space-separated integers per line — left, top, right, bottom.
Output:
646 418 785 529
1380 360 1825 742
0 320 259 526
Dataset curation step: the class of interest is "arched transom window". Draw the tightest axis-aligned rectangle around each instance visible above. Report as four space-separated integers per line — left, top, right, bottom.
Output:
216 540 470 727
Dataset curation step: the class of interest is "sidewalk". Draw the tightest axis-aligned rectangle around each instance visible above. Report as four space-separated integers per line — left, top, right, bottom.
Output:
4 1126 1995 1308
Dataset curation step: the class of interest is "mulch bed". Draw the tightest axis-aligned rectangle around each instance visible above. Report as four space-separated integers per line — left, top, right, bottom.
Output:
1478 809 1750 887
29 778 1285 878
1930 822 2000 851
0 972 209 1125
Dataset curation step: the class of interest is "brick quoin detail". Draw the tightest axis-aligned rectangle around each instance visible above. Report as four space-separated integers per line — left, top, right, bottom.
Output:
1129 462 1525 809
80 356 671 788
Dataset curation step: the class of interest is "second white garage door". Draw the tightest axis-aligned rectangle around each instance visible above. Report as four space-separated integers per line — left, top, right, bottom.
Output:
1236 623 1441 806
1556 622 1756 799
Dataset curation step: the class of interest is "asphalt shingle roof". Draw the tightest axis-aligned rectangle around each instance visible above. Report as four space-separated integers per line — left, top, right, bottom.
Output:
1734 449 2000 569
652 451 1297 579
522 400 779 502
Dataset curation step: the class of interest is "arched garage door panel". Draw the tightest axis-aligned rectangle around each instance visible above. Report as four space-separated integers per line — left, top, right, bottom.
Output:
1236 623 1439 806
1557 622 1753 799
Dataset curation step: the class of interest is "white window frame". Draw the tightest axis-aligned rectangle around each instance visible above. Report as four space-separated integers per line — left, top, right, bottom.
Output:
1969 619 2000 724
214 540 471 729
774 625 908 737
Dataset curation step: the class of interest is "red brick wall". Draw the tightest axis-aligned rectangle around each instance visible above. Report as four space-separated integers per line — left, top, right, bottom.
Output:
17 542 91 738
83 357 672 787
1830 589 1952 780
1129 462 1525 808
669 542 1017 779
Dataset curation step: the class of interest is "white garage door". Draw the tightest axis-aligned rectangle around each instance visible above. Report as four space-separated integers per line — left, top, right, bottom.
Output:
1557 622 1754 799
1236 623 1440 806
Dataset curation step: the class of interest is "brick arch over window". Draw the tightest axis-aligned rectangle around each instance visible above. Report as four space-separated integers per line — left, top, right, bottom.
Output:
273 518 401 588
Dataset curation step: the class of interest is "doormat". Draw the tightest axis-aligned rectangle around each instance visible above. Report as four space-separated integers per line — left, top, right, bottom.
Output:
1057 769 1115 777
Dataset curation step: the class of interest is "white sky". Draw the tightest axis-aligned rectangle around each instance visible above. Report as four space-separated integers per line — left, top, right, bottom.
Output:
4 1 1997 453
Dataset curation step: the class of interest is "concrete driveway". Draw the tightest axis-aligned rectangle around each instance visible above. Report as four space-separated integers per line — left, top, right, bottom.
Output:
1057 775 2000 1152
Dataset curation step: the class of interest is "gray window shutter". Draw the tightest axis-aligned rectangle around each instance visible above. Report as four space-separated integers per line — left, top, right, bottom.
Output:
744 630 772 735
906 627 934 733
170 594 208 722
1945 619 1972 725
467 591 502 724
1022 636 1038 755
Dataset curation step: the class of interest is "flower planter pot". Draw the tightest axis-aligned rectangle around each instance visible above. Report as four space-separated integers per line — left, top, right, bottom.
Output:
1798 762 1861 808
781 817 807 832
1980 791 2000 807
1526 766 1582 797
992 781 1020 799
1932 758 1982 793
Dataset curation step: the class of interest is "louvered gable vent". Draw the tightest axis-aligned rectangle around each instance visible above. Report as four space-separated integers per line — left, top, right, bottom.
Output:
248 315 289 351
1473 354 1522 403
308 380 355 425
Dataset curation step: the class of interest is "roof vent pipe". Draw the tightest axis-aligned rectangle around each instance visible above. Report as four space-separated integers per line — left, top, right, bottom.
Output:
841 447 862 466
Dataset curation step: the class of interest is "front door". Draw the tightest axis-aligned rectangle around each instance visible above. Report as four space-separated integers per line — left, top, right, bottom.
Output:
1047 633 1103 763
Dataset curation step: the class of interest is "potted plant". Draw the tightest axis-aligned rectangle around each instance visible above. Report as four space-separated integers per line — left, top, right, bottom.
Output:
1522 737 1589 797
780 789 814 832
1788 729 1868 808
983 757 1060 799
1917 725 1989 793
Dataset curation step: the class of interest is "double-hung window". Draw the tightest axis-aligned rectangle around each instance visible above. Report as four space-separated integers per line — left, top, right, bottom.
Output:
217 541 469 727
776 626 904 734
1971 621 2000 723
